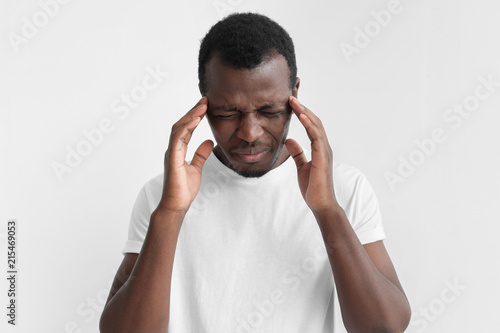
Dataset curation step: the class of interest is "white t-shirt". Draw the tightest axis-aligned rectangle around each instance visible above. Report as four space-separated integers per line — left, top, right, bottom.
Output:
123 151 385 333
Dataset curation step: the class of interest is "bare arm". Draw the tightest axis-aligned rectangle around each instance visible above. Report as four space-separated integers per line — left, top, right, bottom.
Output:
99 97 214 333
315 208 410 332
286 96 411 332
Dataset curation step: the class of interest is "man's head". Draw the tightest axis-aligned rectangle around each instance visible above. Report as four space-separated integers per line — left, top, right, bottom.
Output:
198 13 298 96
198 13 300 177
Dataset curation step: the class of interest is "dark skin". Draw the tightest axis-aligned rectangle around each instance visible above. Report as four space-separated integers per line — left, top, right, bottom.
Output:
99 53 411 333
204 53 294 177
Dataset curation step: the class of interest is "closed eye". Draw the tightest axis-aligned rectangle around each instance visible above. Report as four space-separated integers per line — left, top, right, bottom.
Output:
214 112 239 119
212 108 287 119
259 110 286 118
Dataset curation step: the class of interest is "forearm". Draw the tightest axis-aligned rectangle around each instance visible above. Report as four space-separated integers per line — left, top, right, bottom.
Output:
315 207 410 332
100 209 184 333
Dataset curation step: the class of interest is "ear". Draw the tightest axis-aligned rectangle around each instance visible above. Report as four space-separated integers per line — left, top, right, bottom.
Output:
199 83 205 97
292 77 300 98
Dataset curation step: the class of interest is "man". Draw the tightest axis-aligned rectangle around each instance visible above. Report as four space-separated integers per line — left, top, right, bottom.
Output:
100 13 411 333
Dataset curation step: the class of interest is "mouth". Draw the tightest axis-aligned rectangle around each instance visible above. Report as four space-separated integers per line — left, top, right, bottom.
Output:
232 149 270 163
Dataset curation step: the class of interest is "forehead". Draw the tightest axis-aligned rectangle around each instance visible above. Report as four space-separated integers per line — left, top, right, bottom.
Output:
205 53 291 109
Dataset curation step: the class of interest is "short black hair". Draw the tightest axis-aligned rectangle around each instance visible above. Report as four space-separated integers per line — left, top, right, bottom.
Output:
198 12 297 95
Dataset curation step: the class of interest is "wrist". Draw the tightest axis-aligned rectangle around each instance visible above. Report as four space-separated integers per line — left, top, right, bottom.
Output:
313 204 350 239
151 207 186 228
312 203 345 224
313 205 361 251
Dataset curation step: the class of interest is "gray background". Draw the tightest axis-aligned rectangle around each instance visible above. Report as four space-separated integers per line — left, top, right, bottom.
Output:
2 0 499 332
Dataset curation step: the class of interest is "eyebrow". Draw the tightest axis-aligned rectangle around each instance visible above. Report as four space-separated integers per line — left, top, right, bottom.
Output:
215 102 283 112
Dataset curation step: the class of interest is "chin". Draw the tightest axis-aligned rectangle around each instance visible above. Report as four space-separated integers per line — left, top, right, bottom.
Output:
217 144 284 178
234 167 271 178
231 153 280 178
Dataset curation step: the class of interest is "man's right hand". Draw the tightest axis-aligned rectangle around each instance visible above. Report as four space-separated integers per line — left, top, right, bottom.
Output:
99 97 213 333
156 96 214 215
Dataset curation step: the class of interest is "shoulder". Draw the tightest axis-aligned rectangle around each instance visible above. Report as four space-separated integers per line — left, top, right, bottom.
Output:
333 162 385 243
136 173 164 209
333 162 378 209
333 162 369 191
142 173 163 191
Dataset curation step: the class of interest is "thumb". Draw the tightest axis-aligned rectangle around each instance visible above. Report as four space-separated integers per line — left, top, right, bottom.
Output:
190 140 214 172
285 138 307 171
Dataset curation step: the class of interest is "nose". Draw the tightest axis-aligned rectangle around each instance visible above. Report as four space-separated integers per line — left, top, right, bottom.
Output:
236 113 264 143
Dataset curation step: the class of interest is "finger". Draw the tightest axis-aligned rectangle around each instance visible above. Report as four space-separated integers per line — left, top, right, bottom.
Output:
288 96 322 128
288 98 334 172
169 116 202 158
174 112 205 148
170 97 208 142
285 138 308 171
189 96 208 114
296 113 327 153
190 140 214 173
172 97 208 132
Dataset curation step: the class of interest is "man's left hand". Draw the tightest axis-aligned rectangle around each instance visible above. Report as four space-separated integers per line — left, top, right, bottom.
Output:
285 96 340 214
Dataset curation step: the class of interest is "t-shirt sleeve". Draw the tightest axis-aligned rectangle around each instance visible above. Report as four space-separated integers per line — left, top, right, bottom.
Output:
121 183 155 254
335 164 386 245
332 165 387 332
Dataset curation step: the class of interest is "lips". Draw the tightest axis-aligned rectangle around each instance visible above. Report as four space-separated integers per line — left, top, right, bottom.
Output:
232 148 270 163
